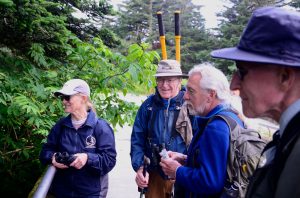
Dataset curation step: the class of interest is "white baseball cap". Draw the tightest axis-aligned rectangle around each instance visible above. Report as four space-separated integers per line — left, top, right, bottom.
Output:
54 79 90 97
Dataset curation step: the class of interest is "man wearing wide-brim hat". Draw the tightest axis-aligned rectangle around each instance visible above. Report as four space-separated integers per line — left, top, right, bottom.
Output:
211 6 300 198
130 59 192 198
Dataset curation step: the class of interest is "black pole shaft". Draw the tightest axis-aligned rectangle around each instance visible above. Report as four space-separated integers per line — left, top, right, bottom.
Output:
157 12 164 36
175 11 180 36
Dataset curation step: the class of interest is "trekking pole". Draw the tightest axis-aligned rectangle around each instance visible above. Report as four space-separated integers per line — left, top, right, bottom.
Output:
138 156 151 198
157 11 167 60
174 10 181 62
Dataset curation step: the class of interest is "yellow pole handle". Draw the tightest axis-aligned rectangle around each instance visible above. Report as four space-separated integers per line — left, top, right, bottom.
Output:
160 36 167 60
175 35 181 62
157 11 167 60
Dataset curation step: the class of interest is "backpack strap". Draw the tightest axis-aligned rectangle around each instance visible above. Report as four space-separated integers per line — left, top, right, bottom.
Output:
146 95 157 144
212 114 237 182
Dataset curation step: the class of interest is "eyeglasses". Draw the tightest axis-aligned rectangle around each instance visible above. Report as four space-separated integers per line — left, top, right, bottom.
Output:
58 95 71 101
156 78 178 86
236 67 248 81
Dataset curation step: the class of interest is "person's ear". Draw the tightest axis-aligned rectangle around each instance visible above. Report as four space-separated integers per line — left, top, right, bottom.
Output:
207 89 216 103
82 95 88 102
279 67 295 91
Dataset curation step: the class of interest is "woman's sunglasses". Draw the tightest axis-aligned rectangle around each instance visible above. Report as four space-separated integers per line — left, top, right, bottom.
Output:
58 95 71 101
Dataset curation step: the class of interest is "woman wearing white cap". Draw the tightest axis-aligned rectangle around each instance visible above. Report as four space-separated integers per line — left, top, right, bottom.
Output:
39 79 116 198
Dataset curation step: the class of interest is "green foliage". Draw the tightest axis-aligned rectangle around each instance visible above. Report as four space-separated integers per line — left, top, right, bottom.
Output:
0 0 72 63
98 28 121 48
50 0 120 45
0 55 57 196
65 38 158 126
0 0 13 6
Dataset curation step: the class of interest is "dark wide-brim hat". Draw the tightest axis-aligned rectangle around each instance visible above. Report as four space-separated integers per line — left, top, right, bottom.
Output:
154 59 188 78
211 6 300 67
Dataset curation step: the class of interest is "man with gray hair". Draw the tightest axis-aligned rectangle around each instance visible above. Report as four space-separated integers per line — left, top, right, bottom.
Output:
131 59 193 198
211 6 300 198
160 63 245 197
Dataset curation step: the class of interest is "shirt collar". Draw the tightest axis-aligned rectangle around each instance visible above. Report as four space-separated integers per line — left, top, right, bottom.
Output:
279 99 300 136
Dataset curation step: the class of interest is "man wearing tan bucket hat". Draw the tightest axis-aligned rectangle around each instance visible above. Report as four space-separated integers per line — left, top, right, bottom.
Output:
130 59 193 198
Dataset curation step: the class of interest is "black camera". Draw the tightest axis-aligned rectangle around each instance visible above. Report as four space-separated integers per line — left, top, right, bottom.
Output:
55 152 76 166
150 143 169 180
151 143 161 167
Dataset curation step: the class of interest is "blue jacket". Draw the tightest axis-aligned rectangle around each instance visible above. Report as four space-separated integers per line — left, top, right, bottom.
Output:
176 104 244 198
130 89 192 176
39 110 116 198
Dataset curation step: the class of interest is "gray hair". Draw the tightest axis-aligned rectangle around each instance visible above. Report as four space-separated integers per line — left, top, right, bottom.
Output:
188 63 230 103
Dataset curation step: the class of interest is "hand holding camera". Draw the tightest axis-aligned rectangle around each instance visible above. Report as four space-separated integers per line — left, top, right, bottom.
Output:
55 152 77 166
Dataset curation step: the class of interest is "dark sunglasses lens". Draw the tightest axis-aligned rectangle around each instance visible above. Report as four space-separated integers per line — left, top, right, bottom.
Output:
237 68 248 81
59 95 70 101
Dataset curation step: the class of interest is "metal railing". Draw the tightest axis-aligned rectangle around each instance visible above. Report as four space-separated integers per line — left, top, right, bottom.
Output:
29 165 56 198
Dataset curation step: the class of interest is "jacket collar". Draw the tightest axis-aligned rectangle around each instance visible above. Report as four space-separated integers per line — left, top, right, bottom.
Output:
153 86 185 107
196 103 229 121
62 109 98 128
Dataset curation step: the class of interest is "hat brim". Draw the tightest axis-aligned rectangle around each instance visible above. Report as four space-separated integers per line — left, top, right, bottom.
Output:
54 90 78 97
154 73 188 78
211 47 300 67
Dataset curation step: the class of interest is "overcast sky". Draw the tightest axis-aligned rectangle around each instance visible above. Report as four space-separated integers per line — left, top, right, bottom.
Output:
193 0 226 29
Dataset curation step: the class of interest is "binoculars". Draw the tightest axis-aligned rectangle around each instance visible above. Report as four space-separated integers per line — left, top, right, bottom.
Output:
55 152 76 166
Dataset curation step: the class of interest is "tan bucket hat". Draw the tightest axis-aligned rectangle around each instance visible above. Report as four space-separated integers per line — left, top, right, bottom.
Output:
154 59 188 78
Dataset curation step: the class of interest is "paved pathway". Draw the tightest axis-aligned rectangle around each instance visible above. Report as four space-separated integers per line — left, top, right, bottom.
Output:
107 94 145 198
106 124 139 198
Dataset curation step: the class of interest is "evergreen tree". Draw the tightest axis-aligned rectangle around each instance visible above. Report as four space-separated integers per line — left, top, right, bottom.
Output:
151 0 207 71
49 0 121 47
116 0 151 44
115 0 213 71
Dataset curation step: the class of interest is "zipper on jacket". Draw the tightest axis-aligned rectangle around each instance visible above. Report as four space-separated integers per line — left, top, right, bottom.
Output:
163 98 171 145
